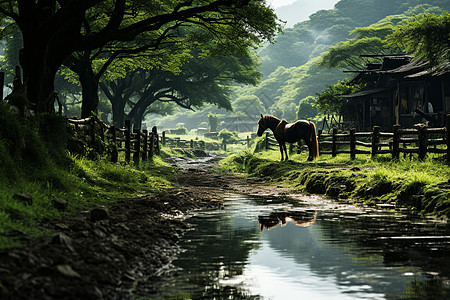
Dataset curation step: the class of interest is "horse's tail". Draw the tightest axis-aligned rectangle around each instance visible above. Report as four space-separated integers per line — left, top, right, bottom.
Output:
310 121 319 159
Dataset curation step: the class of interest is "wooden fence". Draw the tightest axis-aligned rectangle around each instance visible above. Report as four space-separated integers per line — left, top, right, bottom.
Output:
318 114 450 162
161 131 210 150
67 117 160 165
161 131 252 151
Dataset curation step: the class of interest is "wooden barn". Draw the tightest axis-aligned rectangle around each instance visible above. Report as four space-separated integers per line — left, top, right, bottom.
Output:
341 55 450 131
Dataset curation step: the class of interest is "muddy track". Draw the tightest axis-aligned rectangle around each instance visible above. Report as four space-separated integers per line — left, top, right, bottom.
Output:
0 154 293 300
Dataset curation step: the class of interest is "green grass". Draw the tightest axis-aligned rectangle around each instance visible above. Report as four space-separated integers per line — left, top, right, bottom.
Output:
0 154 176 249
219 143 450 218
0 105 177 249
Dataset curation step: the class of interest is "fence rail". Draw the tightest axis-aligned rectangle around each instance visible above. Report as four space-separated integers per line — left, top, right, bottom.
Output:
67 117 160 165
317 114 450 162
161 131 252 151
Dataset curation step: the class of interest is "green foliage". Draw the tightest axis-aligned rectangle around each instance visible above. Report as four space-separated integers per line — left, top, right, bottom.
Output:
315 80 363 115
208 113 221 132
297 96 318 120
231 95 266 118
218 129 239 143
223 148 450 217
387 11 450 66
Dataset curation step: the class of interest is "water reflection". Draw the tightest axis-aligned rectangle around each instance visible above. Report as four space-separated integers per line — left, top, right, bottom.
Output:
151 193 450 299
258 210 317 231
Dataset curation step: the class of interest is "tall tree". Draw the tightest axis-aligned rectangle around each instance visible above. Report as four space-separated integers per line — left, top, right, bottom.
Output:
387 12 450 66
101 39 262 128
0 0 280 114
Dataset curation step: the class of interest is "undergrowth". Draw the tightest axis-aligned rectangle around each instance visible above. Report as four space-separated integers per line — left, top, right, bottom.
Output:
0 104 176 249
218 144 450 219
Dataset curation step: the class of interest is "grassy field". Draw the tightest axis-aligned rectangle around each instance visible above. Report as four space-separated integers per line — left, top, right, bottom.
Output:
218 137 450 219
0 103 181 249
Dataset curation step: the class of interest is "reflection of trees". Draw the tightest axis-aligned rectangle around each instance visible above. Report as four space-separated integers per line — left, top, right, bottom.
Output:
264 212 450 299
162 211 262 298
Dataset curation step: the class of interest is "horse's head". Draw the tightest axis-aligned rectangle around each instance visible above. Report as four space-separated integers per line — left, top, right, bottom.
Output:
257 114 266 136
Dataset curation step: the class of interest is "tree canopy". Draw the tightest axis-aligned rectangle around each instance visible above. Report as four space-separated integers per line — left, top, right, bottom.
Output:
387 11 450 66
0 0 281 113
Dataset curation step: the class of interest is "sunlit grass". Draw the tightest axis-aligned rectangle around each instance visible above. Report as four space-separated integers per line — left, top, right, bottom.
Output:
221 144 450 218
0 152 176 249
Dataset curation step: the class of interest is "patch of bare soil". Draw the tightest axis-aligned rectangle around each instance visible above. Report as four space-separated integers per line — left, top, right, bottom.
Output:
0 154 292 300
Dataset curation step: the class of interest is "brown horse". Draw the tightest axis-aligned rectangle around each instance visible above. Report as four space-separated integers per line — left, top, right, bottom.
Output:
257 114 319 161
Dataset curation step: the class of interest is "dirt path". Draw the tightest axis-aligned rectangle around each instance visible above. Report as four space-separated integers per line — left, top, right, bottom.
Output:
0 153 294 300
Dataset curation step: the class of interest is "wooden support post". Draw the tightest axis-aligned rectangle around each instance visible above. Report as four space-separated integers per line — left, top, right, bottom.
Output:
125 120 131 163
190 139 194 149
392 124 400 160
111 126 118 163
133 129 140 165
247 136 250 148
372 126 380 158
318 129 322 154
446 114 450 164
142 130 148 161
332 128 337 157
149 133 154 158
350 128 356 160
161 131 166 146
152 126 159 155
265 132 269 150
417 124 427 161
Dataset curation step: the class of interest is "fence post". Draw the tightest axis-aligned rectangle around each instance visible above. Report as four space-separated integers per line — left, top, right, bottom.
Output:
332 128 337 157
153 126 160 155
247 136 250 148
161 131 166 146
417 124 427 161
111 126 118 163
149 132 154 158
142 130 148 161
372 126 380 158
350 128 356 160
190 139 194 149
223 139 227 151
265 132 269 150
392 124 400 160
125 120 131 163
133 129 140 165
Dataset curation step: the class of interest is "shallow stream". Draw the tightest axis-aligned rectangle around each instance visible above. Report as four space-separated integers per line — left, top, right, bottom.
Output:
151 191 450 299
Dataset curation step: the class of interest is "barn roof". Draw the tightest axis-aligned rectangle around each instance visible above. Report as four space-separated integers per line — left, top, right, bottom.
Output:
340 87 390 98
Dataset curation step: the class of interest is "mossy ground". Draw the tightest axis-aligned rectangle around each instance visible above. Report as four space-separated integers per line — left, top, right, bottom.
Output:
0 104 178 249
218 139 450 219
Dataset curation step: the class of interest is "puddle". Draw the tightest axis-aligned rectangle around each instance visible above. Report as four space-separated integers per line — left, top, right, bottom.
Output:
149 193 450 299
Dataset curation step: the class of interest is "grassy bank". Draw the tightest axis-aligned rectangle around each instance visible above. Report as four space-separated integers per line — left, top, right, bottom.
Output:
0 105 177 249
218 144 450 219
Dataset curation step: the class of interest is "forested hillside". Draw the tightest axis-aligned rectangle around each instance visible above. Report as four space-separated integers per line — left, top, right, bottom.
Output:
147 0 450 130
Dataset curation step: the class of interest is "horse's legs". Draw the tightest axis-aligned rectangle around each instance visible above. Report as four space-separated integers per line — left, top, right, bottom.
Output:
283 143 289 160
279 143 284 161
305 139 313 161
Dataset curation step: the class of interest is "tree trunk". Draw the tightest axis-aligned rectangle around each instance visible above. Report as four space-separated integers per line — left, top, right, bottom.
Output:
111 99 126 128
79 62 100 118
20 46 61 113
100 81 127 128
128 106 145 129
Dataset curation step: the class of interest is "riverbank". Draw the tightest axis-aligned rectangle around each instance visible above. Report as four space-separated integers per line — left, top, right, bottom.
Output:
0 150 299 299
218 150 450 219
